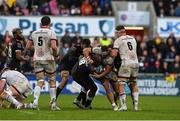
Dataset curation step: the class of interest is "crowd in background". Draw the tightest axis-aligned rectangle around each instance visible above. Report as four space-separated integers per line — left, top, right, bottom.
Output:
0 0 113 16
0 31 180 74
0 0 180 74
153 0 180 17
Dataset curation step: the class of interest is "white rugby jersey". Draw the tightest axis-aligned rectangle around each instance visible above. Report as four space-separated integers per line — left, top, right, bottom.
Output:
1 70 30 89
30 28 57 61
113 35 138 64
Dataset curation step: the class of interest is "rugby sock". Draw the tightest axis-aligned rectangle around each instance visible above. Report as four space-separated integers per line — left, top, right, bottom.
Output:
119 93 126 107
77 91 86 102
50 87 56 102
112 102 116 107
85 96 93 107
56 87 62 99
132 92 139 105
33 86 41 105
6 94 20 107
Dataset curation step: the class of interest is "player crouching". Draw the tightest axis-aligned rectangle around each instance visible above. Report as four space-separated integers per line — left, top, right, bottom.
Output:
0 68 32 109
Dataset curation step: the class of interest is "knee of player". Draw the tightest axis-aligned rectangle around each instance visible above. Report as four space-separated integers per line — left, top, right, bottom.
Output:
117 79 126 85
61 71 69 79
49 79 56 88
37 79 45 88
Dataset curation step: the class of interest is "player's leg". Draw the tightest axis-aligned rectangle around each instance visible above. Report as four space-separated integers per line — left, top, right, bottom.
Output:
117 78 127 111
117 65 130 111
129 65 139 111
73 87 87 106
33 71 45 109
128 79 139 111
56 70 69 100
101 79 118 111
32 61 45 109
46 60 60 110
84 76 97 109
110 80 119 105
0 89 23 109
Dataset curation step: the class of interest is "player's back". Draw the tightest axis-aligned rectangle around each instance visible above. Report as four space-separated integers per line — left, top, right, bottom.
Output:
1 70 29 86
116 35 138 64
31 28 55 61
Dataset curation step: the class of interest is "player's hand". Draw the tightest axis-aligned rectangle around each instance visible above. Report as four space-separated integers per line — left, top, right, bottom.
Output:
25 55 30 61
86 56 94 64
91 72 101 79
54 55 60 61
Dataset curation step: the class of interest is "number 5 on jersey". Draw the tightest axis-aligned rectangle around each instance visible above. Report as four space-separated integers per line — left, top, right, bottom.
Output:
38 37 43 46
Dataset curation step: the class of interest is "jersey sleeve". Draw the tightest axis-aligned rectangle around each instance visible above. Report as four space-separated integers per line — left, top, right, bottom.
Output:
113 38 120 50
50 31 57 40
0 72 7 80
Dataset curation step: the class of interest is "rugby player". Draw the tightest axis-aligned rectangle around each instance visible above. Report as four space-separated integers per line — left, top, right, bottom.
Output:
0 68 32 109
112 25 139 111
26 16 59 110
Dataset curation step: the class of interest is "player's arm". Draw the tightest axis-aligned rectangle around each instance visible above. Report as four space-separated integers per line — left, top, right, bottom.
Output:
93 65 112 79
111 38 120 57
50 31 59 57
16 42 29 61
51 39 59 57
0 79 7 94
83 47 94 64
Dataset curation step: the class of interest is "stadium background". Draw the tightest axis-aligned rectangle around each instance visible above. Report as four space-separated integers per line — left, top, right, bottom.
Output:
0 0 180 96
0 0 180 120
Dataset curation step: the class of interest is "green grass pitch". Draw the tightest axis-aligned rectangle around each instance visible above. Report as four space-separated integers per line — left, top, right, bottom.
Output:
0 94 180 120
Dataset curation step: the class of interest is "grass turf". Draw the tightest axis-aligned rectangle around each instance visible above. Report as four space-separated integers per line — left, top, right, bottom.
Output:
0 94 180 120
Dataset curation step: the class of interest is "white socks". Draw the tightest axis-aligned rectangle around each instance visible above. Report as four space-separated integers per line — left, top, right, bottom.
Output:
49 87 56 102
33 86 41 105
132 92 139 105
5 94 20 107
120 94 126 107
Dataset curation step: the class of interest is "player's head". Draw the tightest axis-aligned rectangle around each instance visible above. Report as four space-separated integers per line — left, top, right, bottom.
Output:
115 25 126 38
12 28 24 40
41 16 51 27
101 46 110 57
91 54 102 67
81 39 91 49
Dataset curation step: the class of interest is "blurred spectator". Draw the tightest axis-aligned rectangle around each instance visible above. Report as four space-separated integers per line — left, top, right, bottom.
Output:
169 4 175 16
159 8 165 17
99 0 112 9
70 32 82 48
153 0 180 17
175 1 180 16
173 55 180 73
14 5 23 16
0 4 10 15
16 0 28 9
91 37 101 47
61 30 71 48
49 0 59 15
39 1 51 15
59 4 70 16
6 0 16 8
100 34 112 47
70 5 81 15
101 1 113 16
0 0 113 16
29 5 41 16
81 0 93 16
